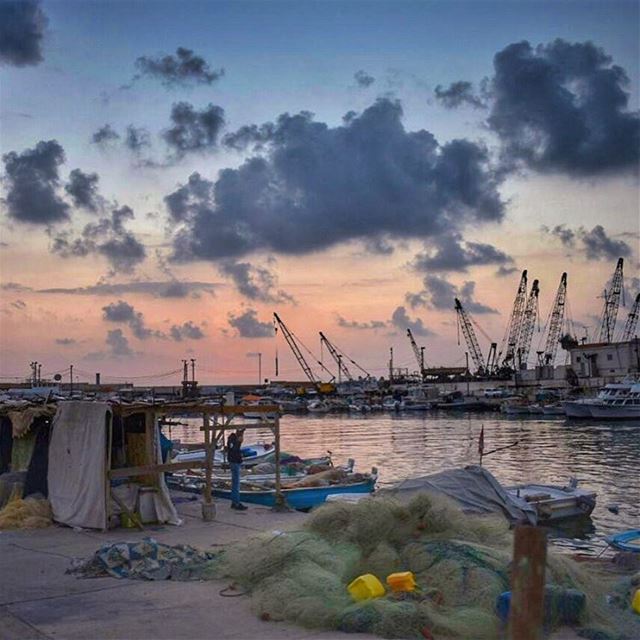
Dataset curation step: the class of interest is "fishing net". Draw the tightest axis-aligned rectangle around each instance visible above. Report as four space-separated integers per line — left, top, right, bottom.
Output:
216 493 639 639
0 493 52 529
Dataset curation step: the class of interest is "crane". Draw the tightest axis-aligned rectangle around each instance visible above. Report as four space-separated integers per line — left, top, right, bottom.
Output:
620 293 640 341
598 258 624 343
455 298 486 375
537 273 567 366
406 328 426 380
273 313 334 385
500 270 528 370
319 332 353 382
516 279 539 369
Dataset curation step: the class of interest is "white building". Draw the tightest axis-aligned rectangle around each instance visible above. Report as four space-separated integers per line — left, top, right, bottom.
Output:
569 339 640 380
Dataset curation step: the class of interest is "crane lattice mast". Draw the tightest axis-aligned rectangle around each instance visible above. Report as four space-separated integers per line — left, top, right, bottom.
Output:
455 298 485 374
516 279 539 369
598 258 624 343
620 293 640 341
500 270 528 369
406 328 426 379
538 273 567 366
319 332 353 382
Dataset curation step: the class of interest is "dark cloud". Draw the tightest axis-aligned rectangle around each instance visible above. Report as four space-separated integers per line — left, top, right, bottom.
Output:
38 280 217 297
363 237 395 255
167 98 505 261
0 282 32 292
390 306 433 336
542 224 632 260
354 70 375 88
228 308 273 338
0 0 47 67
102 299 156 339
135 47 224 88
336 315 386 330
488 39 639 175
51 205 146 274
55 337 76 346
124 125 151 153
222 123 275 152
414 275 497 314
411 234 513 272
434 81 485 109
91 124 120 147
169 321 205 341
162 102 225 156
106 329 134 357
2 139 69 224
64 169 101 212
219 260 294 303
496 265 519 277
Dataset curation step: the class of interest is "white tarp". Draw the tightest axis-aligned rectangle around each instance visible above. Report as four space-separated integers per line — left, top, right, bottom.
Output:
48 402 111 529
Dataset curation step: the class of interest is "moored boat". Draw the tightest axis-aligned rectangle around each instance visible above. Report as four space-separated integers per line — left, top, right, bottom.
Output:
606 529 640 553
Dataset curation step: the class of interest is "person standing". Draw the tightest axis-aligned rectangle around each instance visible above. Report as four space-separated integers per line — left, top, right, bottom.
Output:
227 429 247 510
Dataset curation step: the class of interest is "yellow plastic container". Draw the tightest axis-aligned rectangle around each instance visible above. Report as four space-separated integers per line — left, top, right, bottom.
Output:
632 588 640 614
347 574 385 601
386 571 417 593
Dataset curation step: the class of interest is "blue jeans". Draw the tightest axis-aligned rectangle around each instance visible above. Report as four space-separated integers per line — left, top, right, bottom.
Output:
230 462 241 505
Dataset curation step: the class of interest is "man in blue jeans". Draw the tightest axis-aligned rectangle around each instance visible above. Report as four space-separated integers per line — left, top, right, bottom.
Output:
227 429 247 510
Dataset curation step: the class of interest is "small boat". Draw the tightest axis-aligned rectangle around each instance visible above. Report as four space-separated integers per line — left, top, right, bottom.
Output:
242 397 279 419
506 479 596 522
606 529 640 553
172 441 276 466
307 399 331 413
542 403 566 416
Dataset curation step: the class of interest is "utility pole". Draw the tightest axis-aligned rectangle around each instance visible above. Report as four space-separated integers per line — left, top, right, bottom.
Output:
190 358 196 383
389 347 394 382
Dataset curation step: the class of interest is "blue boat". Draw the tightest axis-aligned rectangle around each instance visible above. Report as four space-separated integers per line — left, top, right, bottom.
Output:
606 529 640 553
213 475 377 510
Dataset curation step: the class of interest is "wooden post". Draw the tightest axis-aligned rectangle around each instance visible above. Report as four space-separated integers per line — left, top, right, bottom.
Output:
272 415 287 511
509 525 547 640
201 412 215 521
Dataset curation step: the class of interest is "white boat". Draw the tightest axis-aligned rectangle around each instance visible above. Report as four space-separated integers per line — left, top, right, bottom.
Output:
307 399 331 413
382 396 401 411
563 380 635 418
172 441 276 466
242 397 280 419
588 382 640 420
506 479 596 522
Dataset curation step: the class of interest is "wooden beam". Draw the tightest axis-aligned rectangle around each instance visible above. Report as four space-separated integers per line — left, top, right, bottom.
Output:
108 460 206 478
203 412 212 505
509 525 547 640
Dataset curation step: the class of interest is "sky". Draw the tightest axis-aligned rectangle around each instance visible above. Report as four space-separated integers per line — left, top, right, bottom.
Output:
0 0 638 386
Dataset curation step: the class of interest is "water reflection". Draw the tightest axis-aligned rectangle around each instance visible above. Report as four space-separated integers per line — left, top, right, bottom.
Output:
170 412 640 552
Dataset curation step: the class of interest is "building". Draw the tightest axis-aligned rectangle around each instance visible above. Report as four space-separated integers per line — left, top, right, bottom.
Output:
568 339 640 380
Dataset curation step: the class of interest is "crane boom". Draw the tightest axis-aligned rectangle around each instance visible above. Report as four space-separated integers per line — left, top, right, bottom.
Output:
500 270 528 369
598 258 624 343
406 328 425 378
455 298 485 374
273 313 334 384
319 332 353 382
538 273 567 365
620 293 640 341
516 279 539 368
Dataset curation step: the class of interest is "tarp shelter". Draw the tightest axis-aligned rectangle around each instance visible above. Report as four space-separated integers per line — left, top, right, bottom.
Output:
47 401 180 530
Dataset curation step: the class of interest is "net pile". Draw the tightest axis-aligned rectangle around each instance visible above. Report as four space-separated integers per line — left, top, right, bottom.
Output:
217 493 639 639
0 494 52 529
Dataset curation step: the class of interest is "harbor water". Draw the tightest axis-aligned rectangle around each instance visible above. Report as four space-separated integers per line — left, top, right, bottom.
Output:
171 412 640 553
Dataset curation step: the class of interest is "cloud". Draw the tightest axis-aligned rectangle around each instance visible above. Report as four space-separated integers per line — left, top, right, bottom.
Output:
167 98 505 261
124 125 151 153
102 299 159 339
354 70 375 88
222 123 275 152
434 81 485 109
412 274 498 314
134 47 224 88
336 315 386 330
91 124 120 147
106 329 134 357
390 306 433 336
169 321 205 341
51 205 146 274
0 0 47 67
64 168 101 212
487 39 639 176
542 224 632 260
55 337 76 346
411 234 513 272
218 260 294 303
162 102 225 157
496 265 519 277
38 280 217 297
0 282 33 292
228 308 273 338
2 139 69 224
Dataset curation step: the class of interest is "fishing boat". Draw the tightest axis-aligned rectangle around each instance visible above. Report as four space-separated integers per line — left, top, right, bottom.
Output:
171 441 276 466
562 379 635 418
587 382 640 419
242 397 280 419
307 399 331 413
606 529 640 553
505 480 596 522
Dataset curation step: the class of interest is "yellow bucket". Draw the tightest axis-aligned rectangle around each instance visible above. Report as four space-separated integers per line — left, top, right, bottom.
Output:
386 571 417 593
347 574 385 601
632 588 640 614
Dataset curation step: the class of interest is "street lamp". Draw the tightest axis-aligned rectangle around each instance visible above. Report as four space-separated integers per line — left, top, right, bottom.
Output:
246 352 262 386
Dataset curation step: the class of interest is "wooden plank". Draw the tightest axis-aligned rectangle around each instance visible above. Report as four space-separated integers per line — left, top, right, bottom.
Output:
108 459 206 478
509 525 547 640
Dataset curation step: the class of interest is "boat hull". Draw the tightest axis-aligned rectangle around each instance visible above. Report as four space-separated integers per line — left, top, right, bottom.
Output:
506 483 596 522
